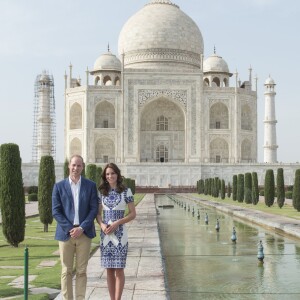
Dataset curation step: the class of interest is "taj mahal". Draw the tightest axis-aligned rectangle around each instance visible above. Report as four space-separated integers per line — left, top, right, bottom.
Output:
22 0 299 187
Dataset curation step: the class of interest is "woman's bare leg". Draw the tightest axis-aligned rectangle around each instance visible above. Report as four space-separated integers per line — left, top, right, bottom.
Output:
106 268 116 300
115 268 125 300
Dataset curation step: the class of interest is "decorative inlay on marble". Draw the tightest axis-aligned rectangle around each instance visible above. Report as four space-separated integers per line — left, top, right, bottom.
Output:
138 89 187 108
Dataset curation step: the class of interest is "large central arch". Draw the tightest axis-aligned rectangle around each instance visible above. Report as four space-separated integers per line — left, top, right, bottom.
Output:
139 97 185 163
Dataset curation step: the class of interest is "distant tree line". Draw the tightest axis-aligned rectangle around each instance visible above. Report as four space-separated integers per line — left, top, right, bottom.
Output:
196 167 300 212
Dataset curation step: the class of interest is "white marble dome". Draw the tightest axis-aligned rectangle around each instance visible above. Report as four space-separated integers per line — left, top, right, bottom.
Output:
265 76 276 85
118 0 204 69
203 54 230 73
93 51 121 72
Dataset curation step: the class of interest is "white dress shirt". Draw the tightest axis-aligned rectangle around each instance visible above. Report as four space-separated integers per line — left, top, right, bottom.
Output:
69 176 81 225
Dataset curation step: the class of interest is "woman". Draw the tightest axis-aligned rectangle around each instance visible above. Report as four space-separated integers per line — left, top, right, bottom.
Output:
97 163 136 300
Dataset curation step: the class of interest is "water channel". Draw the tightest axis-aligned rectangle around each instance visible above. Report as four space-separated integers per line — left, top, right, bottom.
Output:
155 194 300 300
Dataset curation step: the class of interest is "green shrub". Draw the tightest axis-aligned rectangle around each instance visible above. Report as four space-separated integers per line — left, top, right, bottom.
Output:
227 182 231 198
264 169 275 207
286 191 293 199
252 172 259 205
123 177 135 194
38 156 55 232
204 179 208 195
292 169 300 211
214 177 219 198
260 190 264 196
86 164 97 183
221 179 225 199
244 173 252 204
276 168 285 208
95 166 102 187
232 175 237 201
28 193 38 201
237 174 244 202
208 178 212 196
64 158 69 178
28 186 38 194
0 143 25 247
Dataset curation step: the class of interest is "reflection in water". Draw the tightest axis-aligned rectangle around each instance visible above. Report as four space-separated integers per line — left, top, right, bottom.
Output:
157 195 300 300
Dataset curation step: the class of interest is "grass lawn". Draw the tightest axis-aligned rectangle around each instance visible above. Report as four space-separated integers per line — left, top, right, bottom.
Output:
192 193 300 220
0 194 144 299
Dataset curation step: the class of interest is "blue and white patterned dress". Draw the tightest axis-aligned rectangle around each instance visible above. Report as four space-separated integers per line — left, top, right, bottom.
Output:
99 187 134 268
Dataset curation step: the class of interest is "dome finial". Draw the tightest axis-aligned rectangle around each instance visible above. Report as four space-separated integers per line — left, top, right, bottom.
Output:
147 0 179 8
214 45 216 54
108 43 110 52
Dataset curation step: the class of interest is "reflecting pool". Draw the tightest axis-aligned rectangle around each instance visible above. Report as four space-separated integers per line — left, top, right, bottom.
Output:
156 194 300 300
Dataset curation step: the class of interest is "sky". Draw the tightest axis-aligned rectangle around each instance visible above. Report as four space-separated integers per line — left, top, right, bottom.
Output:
0 0 299 163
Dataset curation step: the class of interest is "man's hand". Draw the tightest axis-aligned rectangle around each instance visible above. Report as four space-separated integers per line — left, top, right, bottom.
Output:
69 227 84 238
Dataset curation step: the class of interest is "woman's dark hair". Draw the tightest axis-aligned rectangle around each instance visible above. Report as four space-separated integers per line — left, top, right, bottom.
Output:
98 163 125 196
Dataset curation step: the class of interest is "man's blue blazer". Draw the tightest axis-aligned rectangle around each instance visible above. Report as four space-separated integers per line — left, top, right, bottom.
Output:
52 177 98 241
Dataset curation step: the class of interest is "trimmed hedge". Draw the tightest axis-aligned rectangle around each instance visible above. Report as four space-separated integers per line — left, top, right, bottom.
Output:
232 175 237 201
292 169 300 211
86 164 97 183
0 143 25 247
276 168 285 208
28 193 38 201
38 155 55 232
264 169 275 207
252 172 259 205
28 186 38 194
286 191 293 199
244 173 252 204
237 174 244 202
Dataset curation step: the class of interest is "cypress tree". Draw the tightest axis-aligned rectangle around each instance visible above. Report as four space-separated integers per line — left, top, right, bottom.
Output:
221 179 225 199
292 169 300 211
201 179 205 194
198 179 203 194
81 163 86 178
252 172 259 205
86 164 97 183
96 166 102 187
214 177 219 198
208 178 212 195
237 174 244 202
232 175 237 201
0 143 25 247
123 177 129 188
38 155 55 232
131 179 136 195
216 179 219 197
204 179 208 195
212 178 216 197
244 173 252 204
276 168 285 209
227 182 231 198
264 169 275 207
64 158 69 178
124 177 134 192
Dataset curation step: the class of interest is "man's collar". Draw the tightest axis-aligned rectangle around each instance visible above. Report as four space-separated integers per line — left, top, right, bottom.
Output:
69 176 81 185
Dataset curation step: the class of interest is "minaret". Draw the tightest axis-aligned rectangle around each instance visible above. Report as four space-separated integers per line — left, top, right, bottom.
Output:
263 76 278 163
32 71 56 162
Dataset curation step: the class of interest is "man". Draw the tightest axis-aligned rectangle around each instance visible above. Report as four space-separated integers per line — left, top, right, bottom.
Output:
52 155 98 300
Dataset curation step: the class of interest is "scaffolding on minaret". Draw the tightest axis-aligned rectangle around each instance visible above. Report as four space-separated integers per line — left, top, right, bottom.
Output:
32 70 56 163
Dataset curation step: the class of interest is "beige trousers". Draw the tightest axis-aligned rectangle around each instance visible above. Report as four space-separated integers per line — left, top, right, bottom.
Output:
59 234 92 300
